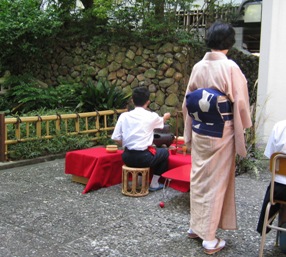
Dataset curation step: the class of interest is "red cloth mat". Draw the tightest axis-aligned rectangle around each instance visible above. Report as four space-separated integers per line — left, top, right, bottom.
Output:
162 164 191 192
168 152 191 170
65 147 192 194
65 147 124 194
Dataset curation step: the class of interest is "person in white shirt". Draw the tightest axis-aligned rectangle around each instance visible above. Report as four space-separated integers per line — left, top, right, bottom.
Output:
111 87 171 191
257 120 286 234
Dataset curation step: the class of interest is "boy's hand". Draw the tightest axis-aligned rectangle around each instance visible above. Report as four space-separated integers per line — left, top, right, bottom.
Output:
163 112 171 122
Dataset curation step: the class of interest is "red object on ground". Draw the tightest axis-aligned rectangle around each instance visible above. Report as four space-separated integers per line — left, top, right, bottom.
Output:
159 201 165 208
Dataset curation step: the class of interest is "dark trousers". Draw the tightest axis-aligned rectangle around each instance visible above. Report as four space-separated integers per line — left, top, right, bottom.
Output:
122 148 169 176
257 182 286 235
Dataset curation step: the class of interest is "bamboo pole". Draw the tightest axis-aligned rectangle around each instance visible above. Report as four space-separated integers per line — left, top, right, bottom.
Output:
0 113 5 161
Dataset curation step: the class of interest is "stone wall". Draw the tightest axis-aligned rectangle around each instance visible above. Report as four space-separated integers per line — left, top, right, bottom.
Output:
25 41 258 119
26 42 205 118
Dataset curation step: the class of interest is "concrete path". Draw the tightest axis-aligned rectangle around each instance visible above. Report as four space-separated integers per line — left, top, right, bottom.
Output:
0 157 285 257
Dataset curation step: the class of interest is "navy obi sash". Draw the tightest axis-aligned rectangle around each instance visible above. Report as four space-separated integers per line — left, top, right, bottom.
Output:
186 88 233 138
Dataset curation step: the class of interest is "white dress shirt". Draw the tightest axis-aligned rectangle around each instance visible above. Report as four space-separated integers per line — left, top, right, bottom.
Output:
264 120 286 184
111 107 164 151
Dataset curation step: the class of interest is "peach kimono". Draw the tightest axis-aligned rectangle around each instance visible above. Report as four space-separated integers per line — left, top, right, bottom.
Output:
182 51 252 240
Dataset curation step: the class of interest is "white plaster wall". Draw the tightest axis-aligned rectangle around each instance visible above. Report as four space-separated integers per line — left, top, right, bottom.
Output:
256 0 286 144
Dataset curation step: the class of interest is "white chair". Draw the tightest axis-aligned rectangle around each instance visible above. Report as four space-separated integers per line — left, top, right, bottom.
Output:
259 152 286 256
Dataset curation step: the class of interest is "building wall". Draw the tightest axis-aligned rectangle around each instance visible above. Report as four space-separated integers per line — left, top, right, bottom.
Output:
256 0 286 144
193 0 243 8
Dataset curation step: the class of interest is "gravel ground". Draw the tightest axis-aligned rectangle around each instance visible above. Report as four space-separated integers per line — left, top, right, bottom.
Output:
0 157 285 257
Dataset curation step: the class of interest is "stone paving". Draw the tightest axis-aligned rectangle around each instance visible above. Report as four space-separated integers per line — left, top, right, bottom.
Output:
0 157 285 257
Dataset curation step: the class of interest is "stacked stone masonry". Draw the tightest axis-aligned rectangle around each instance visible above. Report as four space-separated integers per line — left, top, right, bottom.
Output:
25 42 259 117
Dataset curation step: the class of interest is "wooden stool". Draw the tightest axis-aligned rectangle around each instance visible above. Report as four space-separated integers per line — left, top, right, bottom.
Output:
122 165 150 197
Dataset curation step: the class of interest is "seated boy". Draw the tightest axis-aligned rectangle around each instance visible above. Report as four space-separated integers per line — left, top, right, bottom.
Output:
257 120 286 235
111 87 171 191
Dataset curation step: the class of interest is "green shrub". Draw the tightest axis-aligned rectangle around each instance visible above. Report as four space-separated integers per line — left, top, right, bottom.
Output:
0 95 10 113
54 83 83 110
3 74 59 113
8 134 94 160
235 79 262 175
0 0 63 73
76 79 131 112
2 74 131 114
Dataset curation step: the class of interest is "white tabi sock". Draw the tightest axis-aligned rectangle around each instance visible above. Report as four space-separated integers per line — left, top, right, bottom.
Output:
150 175 160 188
202 238 226 249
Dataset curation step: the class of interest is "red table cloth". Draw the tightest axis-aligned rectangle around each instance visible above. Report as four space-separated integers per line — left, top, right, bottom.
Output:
65 147 191 194
162 164 192 192
65 147 124 194
168 152 192 170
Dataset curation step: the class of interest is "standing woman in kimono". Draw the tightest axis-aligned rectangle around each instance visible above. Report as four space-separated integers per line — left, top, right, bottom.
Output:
182 21 252 255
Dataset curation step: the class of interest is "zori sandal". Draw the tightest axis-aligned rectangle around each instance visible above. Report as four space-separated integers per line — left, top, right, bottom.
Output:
203 238 225 255
188 233 199 239
187 228 200 239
